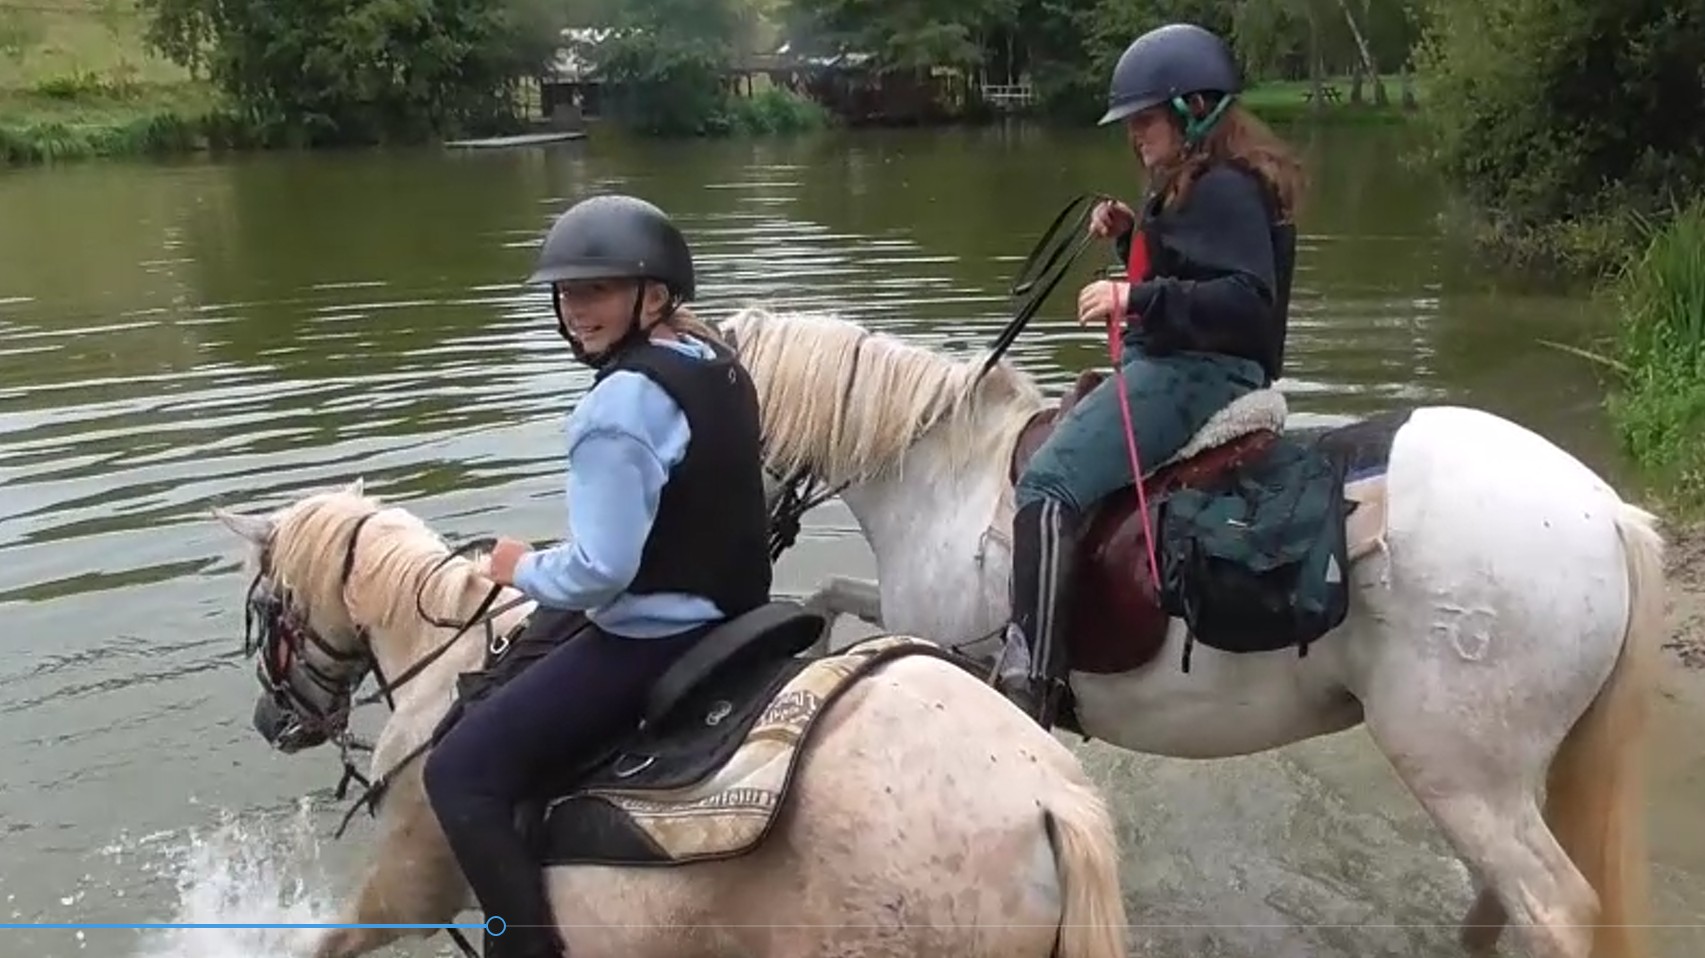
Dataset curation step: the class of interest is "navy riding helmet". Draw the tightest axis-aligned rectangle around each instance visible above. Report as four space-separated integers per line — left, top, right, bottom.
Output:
1099 23 1242 144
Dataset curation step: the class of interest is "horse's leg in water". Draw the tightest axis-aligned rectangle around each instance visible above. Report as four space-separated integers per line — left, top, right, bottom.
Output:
800 574 884 653
1371 735 1597 958
313 787 467 958
1360 615 1619 958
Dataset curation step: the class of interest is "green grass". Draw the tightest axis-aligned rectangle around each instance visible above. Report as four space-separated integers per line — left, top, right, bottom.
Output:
1604 200 1705 509
1242 73 1426 125
0 78 242 163
0 0 228 163
0 0 187 89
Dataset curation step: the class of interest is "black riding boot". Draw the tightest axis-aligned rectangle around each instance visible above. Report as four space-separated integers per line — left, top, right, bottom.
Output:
427 792 566 958
994 498 1082 730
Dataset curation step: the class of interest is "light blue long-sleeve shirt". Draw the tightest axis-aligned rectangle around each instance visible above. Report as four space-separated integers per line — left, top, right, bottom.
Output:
510 335 727 638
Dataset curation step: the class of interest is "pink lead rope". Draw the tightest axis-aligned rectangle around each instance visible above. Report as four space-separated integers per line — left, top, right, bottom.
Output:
1109 228 1163 591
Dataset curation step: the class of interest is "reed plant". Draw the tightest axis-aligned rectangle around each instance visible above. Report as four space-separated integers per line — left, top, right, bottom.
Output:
1607 199 1705 505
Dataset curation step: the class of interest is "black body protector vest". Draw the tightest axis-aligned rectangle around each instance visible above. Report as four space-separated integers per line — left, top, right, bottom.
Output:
594 336 772 618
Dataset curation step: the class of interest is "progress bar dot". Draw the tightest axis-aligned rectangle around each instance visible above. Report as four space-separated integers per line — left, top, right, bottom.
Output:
485 916 505 936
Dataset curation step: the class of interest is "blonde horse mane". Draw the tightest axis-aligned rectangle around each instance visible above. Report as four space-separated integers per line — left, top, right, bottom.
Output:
266 486 493 650
720 306 1048 486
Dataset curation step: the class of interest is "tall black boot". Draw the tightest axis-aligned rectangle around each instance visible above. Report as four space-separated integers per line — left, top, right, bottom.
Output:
431 802 566 958
994 498 1083 730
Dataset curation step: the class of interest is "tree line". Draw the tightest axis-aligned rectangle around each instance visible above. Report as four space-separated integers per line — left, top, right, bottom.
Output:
777 0 1420 122
135 0 1702 275
133 0 1421 143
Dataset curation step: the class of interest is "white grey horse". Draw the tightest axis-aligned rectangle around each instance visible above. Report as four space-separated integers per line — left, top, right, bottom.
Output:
721 305 1666 958
213 480 1129 958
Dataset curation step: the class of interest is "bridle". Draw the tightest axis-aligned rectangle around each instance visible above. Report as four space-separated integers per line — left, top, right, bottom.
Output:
242 511 519 810
240 509 519 958
242 511 382 751
240 510 524 958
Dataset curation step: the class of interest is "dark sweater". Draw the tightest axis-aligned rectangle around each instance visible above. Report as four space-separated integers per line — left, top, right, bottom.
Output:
1113 162 1296 384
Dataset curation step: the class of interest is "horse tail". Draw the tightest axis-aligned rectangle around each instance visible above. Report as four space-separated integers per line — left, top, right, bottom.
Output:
1544 499 1662 958
1043 776 1127 958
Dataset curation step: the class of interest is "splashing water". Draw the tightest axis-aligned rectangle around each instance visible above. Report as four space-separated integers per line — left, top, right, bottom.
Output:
131 798 343 958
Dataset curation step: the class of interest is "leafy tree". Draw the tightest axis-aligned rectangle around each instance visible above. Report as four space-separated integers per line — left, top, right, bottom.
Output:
774 0 1420 123
1419 0 1705 268
1017 0 1236 122
575 0 743 134
783 0 1016 68
140 0 559 144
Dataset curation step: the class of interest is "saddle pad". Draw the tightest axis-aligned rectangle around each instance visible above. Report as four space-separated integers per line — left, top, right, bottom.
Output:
537 634 950 866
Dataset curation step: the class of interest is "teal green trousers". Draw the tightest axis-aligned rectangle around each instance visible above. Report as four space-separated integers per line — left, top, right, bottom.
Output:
1015 346 1266 512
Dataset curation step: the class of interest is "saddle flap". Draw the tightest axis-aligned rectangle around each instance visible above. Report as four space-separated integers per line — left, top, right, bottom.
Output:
1010 369 1107 483
643 601 825 727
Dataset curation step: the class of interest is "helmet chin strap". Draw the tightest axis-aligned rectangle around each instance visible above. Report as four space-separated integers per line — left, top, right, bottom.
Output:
554 285 682 369
1172 92 1235 149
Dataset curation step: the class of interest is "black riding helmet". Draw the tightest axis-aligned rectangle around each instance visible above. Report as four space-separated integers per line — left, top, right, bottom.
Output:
1099 22 1242 145
526 193 696 365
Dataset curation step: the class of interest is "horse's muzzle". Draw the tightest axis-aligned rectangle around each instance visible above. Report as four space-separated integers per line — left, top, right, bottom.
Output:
253 694 328 753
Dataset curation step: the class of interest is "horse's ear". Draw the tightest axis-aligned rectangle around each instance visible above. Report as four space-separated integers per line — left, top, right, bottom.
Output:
213 506 275 546
345 476 366 497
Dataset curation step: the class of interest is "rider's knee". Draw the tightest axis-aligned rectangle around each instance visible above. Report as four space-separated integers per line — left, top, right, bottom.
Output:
1015 473 1084 515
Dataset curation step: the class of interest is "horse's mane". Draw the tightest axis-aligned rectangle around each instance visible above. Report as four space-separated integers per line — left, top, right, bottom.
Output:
269 488 493 647
720 306 1047 486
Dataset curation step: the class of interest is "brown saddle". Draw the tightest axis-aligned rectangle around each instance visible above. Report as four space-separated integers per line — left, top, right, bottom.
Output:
1008 369 1386 675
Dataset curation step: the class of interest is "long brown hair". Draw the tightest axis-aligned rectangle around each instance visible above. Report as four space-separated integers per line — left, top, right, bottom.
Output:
1155 100 1307 223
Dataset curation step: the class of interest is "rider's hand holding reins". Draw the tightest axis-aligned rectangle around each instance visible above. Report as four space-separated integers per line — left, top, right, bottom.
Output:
1088 199 1135 239
485 536 532 586
1076 279 1130 328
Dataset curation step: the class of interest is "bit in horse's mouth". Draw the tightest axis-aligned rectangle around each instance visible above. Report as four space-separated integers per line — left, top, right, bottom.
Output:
253 693 328 753
275 725 325 753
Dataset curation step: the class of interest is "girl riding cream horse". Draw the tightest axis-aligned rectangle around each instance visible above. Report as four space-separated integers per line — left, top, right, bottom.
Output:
215 483 1129 958
216 187 1129 958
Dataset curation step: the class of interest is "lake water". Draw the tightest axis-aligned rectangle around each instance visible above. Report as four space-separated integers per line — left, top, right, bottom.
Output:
1 122 1699 957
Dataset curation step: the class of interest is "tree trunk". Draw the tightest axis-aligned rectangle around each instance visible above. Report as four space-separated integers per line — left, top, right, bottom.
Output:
1334 0 1385 106
1400 61 1418 111
1362 0 1388 105
1306 4 1324 114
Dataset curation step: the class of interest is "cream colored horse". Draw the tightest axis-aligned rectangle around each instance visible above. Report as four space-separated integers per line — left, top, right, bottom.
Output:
720 305 1665 958
212 481 1128 958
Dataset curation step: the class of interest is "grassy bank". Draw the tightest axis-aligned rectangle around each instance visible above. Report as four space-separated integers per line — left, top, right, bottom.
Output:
1604 201 1705 511
0 79 245 164
1242 74 1425 126
0 0 228 163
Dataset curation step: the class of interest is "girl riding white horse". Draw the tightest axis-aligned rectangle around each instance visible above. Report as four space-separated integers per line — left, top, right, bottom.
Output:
720 302 1663 958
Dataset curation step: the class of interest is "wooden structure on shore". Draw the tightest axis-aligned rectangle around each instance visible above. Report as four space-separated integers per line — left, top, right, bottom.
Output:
979 81 1035 112
536 30 1022 127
